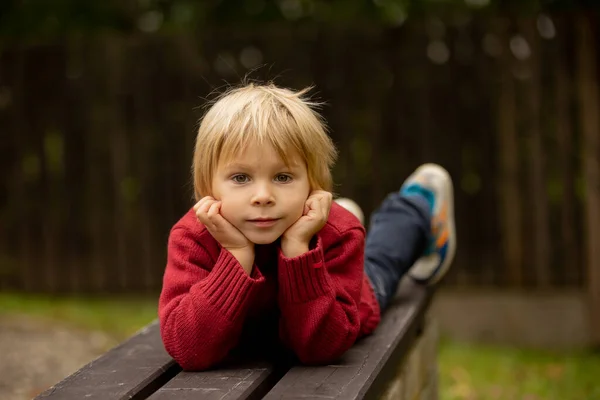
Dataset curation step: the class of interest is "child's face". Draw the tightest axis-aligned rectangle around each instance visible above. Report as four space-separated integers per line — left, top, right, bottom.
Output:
211 141 311 245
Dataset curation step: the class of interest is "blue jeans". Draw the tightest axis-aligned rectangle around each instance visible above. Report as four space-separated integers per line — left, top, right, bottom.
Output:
364 192 432 311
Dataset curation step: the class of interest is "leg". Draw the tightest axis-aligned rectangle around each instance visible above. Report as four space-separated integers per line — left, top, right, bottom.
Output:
364 193 431 311
337 164 457 312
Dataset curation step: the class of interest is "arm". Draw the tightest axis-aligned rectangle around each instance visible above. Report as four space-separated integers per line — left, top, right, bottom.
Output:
277 228 365 364
158 228 264 371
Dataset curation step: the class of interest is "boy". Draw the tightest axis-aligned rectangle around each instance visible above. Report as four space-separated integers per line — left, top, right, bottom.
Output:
158 83 456 371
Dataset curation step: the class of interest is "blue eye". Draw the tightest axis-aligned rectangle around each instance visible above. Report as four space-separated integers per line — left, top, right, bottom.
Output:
232 174 249 184
275 174 292 183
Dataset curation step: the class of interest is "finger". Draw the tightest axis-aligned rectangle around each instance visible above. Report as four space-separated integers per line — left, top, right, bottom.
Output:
193 198 207 213
193 201 201 212
303 203 310 215
321 202 329 221
319 199 328 220
199 199 215 216
322 193 332 218
303 197 312 215
307 198 322 219
196 208 211 226
305 197 317 213
195 197 212 213
196 200 216 225
308 192 329 221
210 212 229 230
196 211 209 226
206 202 222 229
207 201 220 218
194 196 214 211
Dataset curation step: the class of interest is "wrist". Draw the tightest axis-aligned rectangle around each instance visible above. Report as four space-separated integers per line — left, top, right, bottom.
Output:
281 237 310 258
227 246 255 275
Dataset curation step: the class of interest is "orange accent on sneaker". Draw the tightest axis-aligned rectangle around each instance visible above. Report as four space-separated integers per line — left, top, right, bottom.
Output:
432 203 449 248
436 227 449 248
432 204 447 231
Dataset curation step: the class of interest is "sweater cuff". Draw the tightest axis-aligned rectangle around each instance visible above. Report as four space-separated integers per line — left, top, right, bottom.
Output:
196 249 264 319
278 236 332 303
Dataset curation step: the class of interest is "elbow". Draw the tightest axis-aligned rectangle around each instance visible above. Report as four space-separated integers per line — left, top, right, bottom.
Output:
294 326 359 365
172 351 214 372
163 336 225 371
160 315 226 372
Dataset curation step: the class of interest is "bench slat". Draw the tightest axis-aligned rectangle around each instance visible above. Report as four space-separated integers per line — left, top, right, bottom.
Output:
148 361 284 400
36 281 433 400
262 280 432 400
36 321 179 400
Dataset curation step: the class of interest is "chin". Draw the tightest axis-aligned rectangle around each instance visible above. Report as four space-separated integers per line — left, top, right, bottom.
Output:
245 232 282 245
249 236 280 245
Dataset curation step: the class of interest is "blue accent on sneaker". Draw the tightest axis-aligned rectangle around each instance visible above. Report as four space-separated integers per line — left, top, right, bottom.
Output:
401 183 437 255
438 240 448 266
400 184 435 214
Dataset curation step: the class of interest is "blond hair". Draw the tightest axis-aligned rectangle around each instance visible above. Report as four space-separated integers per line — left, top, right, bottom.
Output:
192 83 337 200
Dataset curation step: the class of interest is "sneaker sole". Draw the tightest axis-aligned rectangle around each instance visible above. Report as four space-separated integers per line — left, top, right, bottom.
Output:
410 164 457 285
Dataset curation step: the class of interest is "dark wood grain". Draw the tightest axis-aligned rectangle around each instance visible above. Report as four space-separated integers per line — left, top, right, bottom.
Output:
35 320 180 400
262 280 432 400
35 282 433 400
148 360 287 400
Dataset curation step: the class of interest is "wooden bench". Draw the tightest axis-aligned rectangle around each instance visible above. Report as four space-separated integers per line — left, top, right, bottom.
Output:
35 281 438 400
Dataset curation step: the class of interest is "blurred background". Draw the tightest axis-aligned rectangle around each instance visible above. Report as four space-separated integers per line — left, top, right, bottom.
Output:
1 0 600 399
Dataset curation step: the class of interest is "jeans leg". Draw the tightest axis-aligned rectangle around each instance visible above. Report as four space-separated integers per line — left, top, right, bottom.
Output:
364 192 432 311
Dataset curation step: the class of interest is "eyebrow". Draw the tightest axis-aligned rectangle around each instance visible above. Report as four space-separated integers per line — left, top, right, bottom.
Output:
224 161 300 170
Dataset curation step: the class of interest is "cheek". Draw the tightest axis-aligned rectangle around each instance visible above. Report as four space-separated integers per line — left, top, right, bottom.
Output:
217 194 243 222
218 200 237 221
288 205 303 221
290 196 308 218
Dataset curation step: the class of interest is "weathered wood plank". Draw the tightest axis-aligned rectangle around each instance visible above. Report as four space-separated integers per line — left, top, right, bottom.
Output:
35 282 433 400
35 320 179 400
262 280 432 400
148 360 286 400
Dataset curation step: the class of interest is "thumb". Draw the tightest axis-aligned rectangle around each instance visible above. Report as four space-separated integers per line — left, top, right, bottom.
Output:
303 203 310 215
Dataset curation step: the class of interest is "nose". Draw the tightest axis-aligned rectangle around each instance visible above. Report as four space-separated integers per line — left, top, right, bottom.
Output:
251 183 275 206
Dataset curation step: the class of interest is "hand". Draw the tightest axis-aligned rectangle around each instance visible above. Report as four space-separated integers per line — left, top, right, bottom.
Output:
194 197 254 273
281 190 332 257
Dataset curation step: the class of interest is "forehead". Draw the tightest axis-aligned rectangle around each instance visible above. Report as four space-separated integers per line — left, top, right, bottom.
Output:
220 141 303 169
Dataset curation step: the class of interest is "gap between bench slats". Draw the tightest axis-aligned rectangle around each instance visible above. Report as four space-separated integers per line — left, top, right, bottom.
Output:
35 321 179 400
35 281 431 400
147 360 287 400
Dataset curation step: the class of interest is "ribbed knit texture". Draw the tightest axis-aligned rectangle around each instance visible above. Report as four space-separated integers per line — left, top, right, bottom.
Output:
158 202 381 370
278 241 331 302
196 249 262 319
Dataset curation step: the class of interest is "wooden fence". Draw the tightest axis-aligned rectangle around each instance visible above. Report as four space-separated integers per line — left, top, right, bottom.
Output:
1 14 599 297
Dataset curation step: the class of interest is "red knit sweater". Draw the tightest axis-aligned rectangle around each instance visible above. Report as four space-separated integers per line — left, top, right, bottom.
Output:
158 202 381 371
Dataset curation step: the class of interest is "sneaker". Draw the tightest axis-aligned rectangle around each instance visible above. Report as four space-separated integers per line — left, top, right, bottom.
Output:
401 163 456 286
334 198 365 225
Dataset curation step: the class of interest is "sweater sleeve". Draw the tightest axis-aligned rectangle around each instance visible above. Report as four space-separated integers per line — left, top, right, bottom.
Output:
158 227 265 371
277 227 365 365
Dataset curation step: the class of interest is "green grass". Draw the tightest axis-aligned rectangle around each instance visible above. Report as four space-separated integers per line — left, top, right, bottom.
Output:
2 293 600 399
439 339 600 400
0 292 158 340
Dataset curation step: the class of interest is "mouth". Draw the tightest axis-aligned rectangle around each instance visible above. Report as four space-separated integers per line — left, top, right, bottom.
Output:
247 218 280 228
